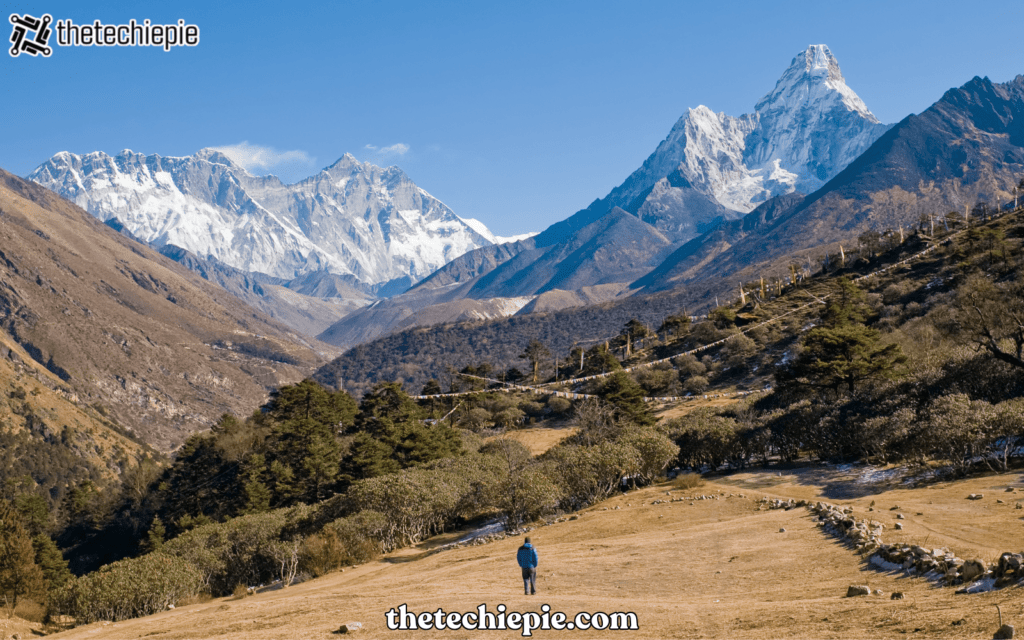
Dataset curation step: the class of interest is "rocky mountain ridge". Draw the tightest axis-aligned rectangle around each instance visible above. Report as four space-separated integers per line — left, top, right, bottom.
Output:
28 149 507 288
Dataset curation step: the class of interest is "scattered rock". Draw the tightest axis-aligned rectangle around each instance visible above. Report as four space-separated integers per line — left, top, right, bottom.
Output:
334 622 363 634
897 513 905 520
997 500 1005 504
167 603 175 610
995 623 1015 639
968 494 984 500
779 528 787 533
1007 488 1016 493
874 589 884 596
890 506 900 511
846 585 871 597
895 523 904 530
891 592 905 600
961 559 986 582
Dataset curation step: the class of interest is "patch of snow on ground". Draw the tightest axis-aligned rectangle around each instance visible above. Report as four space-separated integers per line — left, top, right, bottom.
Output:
869 555 903 572
855 466 904 485
458 520 504 543
959 577 996 594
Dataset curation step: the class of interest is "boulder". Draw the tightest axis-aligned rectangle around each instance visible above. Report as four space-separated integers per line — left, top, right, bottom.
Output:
334 622 363 634
968 494 984 500
846 585 871 597
891 592 905 600
995 624 1015 639
961 559 986 582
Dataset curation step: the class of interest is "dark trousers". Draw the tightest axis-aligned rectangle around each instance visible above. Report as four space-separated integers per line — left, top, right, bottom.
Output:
522 567 536 594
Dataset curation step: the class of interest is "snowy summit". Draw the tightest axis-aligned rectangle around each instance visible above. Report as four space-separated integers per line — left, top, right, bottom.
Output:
619 44 890 216
28 150 515 286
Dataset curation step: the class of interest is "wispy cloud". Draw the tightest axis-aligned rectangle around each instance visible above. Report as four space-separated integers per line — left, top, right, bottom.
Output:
209 141 315 175
364 143 410 157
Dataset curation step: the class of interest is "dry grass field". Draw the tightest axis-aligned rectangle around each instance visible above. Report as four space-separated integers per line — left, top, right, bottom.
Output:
38 467 1024 640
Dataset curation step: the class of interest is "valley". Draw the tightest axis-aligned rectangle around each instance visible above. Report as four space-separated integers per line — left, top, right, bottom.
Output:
3 23 1024 640
38 468 1024 640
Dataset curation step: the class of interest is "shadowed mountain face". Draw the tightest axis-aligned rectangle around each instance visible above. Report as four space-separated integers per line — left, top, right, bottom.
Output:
637 74 1024 293
535 44 888 249
316 209 673 349
315 45 889 349
0 169 324 450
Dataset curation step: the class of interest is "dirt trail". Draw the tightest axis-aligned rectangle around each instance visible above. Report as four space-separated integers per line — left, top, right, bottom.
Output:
48 470 1024 639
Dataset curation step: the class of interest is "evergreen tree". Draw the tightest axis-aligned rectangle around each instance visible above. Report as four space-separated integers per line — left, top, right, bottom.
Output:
779 278 906 395
600 371 655 426
266 379 358 430
241 454 272 513
581 343 621 376
0 502 46 611
31 534 70 592
519 339 551 383
141 516 166 554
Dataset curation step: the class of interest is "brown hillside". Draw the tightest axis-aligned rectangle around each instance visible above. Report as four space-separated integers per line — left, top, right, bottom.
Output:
46 470 1024 640
0 169 325 450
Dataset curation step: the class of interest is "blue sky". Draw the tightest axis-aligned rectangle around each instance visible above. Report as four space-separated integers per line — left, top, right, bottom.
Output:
4 0 1023 236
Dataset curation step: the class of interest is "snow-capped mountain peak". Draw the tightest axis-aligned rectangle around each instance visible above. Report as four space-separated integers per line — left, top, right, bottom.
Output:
610 44 891 224
28 149 506 286
744 44 888 195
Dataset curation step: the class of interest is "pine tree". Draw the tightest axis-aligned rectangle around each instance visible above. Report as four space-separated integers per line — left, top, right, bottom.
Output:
241 454 272 513
141 516 166 554
0 502 46 612
519 339 551 384
31 534 70 592
780 278 906 395
601 371 655 426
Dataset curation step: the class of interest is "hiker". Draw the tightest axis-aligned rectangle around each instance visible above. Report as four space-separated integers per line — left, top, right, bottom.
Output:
517 536 538 595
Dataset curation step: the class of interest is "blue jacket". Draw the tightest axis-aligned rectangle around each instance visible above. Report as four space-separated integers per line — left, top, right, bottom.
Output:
517 543 538 569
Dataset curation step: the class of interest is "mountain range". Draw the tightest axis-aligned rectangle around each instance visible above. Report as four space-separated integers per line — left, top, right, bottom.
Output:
313 45 895 348
22 46 1024 365
28 150 538 335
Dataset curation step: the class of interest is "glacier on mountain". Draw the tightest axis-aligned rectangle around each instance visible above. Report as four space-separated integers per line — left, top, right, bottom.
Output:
28 149 504 285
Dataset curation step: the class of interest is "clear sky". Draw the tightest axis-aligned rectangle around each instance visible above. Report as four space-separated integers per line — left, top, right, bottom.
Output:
4 0 1023 237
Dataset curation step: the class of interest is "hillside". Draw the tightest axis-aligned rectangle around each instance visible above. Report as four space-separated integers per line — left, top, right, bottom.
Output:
0 169 325 450
0 331 156 493
43 471 1024 640
313 287 701 398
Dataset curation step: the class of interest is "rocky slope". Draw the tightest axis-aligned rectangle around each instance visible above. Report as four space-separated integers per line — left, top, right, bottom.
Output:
637 73 1024 294
0 169 324 450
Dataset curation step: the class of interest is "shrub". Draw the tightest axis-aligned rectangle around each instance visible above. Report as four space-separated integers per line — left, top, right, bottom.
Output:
545 396 572 415
160 509 305 596
667 410 738 471
682 375 709 394
51 553 203 623
331 510 387 562
672 472 705 490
